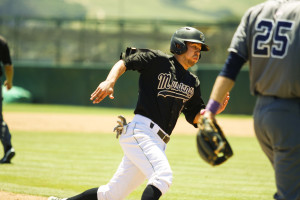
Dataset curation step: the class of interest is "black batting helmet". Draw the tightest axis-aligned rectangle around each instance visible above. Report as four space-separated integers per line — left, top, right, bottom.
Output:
170 27 209 55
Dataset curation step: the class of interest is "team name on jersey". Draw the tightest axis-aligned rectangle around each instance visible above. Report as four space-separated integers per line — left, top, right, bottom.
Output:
157 72 194 101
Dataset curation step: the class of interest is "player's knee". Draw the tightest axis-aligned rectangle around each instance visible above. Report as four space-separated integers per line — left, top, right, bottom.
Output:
148 170 173 195
97 185 123 200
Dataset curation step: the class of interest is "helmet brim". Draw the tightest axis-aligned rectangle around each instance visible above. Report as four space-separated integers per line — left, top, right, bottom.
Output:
184 39 210 51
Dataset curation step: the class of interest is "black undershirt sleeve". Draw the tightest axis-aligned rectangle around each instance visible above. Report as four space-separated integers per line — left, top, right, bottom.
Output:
0 41 12 65
219 52 246 81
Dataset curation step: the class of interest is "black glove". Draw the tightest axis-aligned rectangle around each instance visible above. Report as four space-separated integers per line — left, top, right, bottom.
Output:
196 116 233 166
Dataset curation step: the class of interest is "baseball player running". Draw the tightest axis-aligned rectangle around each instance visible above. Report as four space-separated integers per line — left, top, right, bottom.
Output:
48 27 229 200
203 0 300 199
0 35 15 164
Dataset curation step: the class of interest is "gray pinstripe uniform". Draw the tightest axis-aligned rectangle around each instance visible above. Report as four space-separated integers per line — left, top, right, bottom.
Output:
229 0 300 199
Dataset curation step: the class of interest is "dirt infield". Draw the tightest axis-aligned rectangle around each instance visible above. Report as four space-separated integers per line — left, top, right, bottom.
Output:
4 112 255 137
0 191 47 200
1 112 255 200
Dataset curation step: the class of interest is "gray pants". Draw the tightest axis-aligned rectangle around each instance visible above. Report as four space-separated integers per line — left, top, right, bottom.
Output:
254 96 300 200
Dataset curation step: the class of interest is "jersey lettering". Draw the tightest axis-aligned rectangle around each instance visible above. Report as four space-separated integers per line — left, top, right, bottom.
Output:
158 73 171 89
157 72 194 101
252 19 293 58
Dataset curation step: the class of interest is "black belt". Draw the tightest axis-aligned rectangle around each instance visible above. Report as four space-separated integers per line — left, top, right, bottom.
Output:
150 122 170 144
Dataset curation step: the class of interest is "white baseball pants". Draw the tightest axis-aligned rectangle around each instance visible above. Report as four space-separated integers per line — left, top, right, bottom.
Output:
97 114 173 200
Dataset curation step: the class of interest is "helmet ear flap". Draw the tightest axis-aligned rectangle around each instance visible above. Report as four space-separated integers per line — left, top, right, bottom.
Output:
170 38 187 55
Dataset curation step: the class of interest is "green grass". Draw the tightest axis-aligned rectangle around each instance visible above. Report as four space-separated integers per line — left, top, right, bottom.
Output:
0 103 274 199
0 131 275 199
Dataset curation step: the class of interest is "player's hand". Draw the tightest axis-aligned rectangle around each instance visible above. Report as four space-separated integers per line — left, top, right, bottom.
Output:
90 80 114 104
216 92 230 115
4 80 12 90
203 109 216 122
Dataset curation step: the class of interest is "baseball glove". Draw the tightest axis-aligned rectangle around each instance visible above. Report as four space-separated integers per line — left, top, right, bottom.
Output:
196 116 233 166
113 115 128 139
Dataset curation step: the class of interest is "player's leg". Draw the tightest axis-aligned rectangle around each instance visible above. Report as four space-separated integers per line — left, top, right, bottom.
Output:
253 98 274 166
255 96 300 200
48 188 97 200
267 99 300 200
141 184 162 200
97 155 146 200
120 117 173 198
67 188 98 200
49 155 146 200
0 90 15 163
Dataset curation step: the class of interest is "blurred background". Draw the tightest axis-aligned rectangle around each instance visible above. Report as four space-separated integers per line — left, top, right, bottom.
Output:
0 0 264 114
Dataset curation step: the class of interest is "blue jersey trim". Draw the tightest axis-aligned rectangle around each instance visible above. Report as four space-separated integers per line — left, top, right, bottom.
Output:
219 52 246 81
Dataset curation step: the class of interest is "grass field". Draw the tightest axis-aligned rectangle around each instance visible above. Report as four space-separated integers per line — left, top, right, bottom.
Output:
0 104 275 200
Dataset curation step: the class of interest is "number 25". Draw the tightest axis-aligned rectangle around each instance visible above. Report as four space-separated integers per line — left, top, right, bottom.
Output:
252 19 293 58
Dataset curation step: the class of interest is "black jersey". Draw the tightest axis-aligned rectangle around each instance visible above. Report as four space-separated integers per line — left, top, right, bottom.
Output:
123 48 205 135
0 36 12 76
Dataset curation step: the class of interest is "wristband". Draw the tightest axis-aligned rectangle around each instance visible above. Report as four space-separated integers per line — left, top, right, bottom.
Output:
206 99 220 114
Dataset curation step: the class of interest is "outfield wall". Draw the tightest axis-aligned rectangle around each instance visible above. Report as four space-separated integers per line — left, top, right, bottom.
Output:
12 64 256 114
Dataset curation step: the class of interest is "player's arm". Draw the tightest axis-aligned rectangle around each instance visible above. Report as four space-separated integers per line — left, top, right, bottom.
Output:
193 91 230 124
207 76 235 111
204 52 246 120
2 41 14 90
90 60 126 104
4 64 13 90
